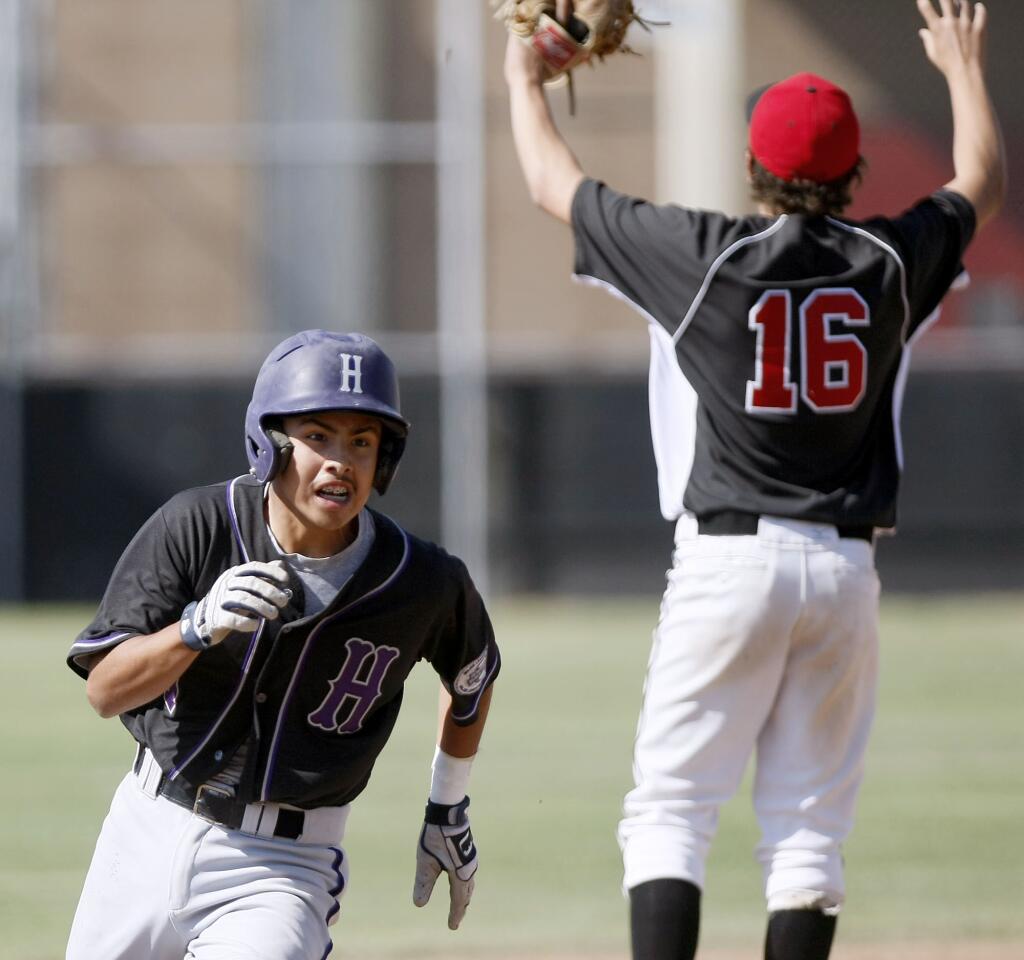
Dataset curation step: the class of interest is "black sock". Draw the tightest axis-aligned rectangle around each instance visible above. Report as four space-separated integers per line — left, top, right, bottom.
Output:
629 878 701 960
764 909 837 960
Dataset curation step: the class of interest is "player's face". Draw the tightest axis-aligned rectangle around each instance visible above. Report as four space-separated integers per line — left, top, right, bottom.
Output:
268 411 382 557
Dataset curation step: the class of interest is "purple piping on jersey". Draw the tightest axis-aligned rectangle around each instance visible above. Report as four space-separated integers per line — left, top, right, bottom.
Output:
449 652 500 724
226 474 253 563
259 525 411 801
69 631 134 672
239 629 260 674
167 620 265 781
228 476 263 679
166 477 262 781
671 217 791 345
164 683 178 715
72 630 132 649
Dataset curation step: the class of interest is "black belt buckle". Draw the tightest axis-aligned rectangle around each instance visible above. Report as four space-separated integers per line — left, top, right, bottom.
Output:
193 783 244 830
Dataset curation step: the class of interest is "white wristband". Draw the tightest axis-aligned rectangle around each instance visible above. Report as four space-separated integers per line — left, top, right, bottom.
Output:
429 745 474 805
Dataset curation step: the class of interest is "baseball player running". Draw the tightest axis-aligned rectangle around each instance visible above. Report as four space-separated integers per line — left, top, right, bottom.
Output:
504 1 1004 958
65 330 500 959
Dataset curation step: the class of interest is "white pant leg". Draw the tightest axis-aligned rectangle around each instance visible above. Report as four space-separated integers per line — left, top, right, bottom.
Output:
753 535 880 912
619 531 803 891
182 821 349 960
68 768 350 960
67 773 194 960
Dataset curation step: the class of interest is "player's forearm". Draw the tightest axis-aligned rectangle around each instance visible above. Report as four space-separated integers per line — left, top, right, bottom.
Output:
506 74 585 224
438 684 493 758
426 685 492 806
85 623 198 718
944 64 1006 227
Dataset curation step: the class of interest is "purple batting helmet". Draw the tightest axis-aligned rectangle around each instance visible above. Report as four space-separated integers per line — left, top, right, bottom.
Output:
245 330 410 494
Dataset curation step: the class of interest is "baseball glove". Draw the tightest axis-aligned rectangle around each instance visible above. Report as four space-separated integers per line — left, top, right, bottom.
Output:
494 0 651 81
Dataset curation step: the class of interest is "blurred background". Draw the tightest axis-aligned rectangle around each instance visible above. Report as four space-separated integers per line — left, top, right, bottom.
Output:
1 0 1022 602
1 2 1022 959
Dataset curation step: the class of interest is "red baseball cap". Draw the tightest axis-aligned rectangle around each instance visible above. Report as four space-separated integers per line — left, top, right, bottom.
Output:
748 73 860 184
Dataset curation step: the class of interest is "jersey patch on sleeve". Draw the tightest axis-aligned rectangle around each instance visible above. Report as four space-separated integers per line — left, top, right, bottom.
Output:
453 651 488 697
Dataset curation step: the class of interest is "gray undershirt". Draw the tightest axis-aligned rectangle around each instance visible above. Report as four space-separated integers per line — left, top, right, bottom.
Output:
267 509 376 616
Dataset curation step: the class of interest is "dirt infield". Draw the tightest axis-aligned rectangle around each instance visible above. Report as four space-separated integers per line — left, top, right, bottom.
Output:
485 947 1020 960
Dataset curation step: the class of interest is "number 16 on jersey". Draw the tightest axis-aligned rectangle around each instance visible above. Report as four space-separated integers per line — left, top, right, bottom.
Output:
746 288 870 415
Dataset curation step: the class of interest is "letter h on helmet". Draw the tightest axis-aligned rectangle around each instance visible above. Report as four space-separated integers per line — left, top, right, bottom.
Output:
245 330 410 495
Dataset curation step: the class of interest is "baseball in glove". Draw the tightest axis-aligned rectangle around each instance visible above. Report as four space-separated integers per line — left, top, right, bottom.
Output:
494 1 655 96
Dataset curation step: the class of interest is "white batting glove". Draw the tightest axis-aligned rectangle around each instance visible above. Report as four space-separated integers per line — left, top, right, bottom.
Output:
182 560 292 650
413 796 478 930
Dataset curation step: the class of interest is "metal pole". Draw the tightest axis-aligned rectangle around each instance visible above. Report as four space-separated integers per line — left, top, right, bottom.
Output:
436 0 489 594
258 0 386 333
653 0 746 213
0 0 24 600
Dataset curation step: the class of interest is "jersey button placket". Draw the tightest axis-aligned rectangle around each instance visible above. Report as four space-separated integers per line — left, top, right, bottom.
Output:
255 692 268 704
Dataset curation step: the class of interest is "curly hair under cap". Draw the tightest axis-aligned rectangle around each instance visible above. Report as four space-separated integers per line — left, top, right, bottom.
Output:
749 156 865 217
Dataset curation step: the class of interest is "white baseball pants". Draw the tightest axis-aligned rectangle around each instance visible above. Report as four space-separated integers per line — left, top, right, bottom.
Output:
619 515 880 913
66 768 349 960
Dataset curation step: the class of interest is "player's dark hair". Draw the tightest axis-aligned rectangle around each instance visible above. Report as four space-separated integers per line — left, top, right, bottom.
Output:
749 156 865 217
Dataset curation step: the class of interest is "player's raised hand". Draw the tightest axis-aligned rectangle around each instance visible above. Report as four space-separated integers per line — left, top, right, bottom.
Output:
916 0 988 75
413 797 478 930
189 559 292 647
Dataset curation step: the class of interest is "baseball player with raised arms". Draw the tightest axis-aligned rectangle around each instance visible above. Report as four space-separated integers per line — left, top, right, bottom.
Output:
504 1 1004 958
65 330 500 959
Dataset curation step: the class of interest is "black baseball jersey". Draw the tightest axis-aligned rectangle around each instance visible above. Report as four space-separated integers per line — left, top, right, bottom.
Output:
67 475 500 808
572 179 976 529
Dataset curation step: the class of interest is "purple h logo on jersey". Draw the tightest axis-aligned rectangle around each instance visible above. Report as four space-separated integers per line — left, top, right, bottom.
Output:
308 637 401 734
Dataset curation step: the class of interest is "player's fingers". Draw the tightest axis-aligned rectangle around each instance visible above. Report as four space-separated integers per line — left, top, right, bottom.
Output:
228 575 291 609
238 560 292 586
970 2 987 60
221 580 289 619
937 0 956 21
915 0 939 29
413 857 442 908
219 614 261 635
221 597 281 623
972 2 987 34
447 875 474 931
221 592 285 621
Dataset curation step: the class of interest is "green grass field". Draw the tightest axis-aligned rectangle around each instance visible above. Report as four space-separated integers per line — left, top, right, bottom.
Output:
1 594 1022 960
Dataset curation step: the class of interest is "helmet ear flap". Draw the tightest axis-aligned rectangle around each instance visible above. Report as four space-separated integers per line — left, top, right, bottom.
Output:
373 431 406 495
266 427 294 476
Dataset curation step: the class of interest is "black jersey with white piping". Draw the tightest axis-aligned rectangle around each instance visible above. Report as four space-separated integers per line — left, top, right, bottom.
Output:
572 178 974 530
